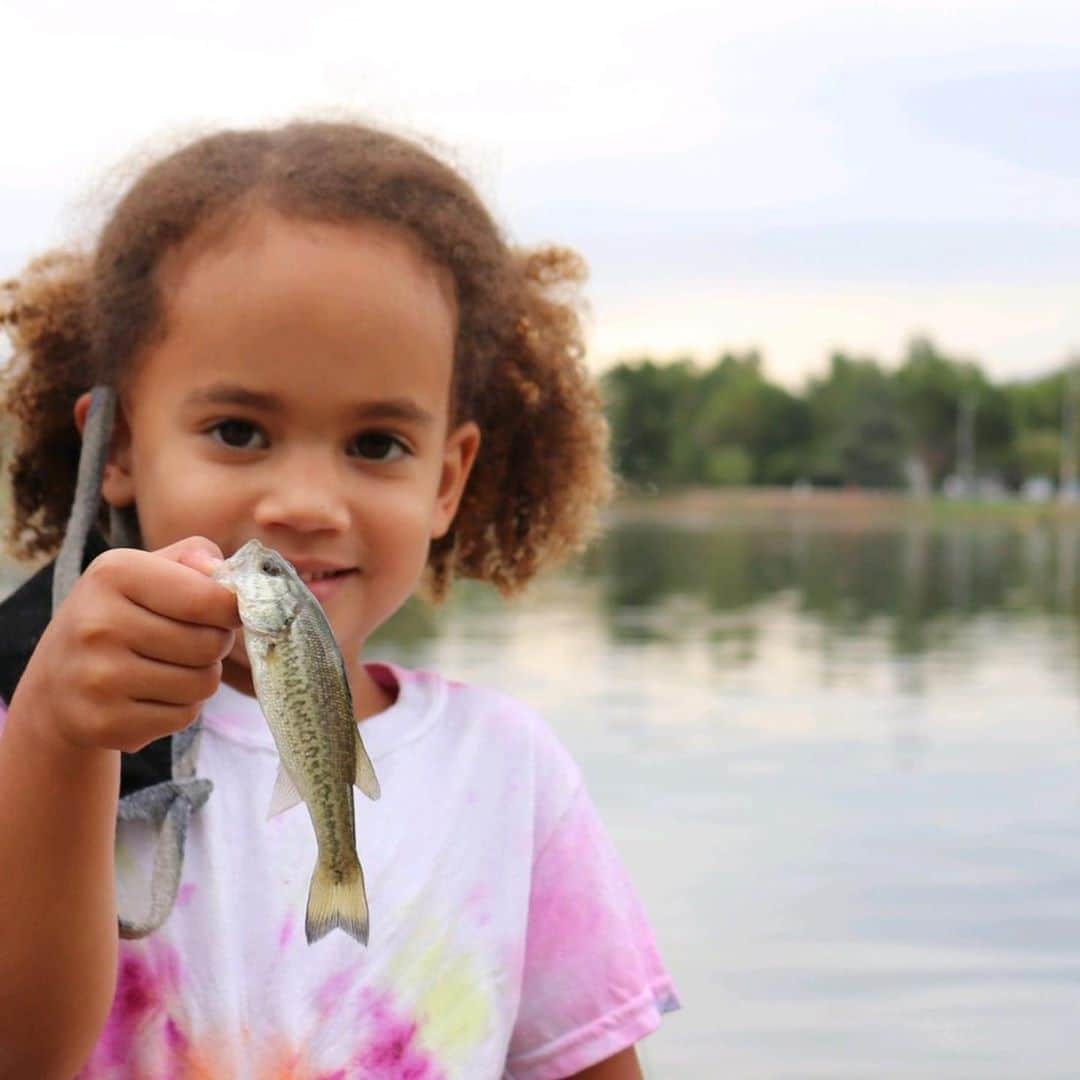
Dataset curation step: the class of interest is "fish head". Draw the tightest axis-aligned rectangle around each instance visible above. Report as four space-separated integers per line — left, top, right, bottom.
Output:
213 539 304 635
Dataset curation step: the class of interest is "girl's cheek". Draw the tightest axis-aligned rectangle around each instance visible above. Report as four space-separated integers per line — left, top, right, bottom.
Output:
375 488 440 532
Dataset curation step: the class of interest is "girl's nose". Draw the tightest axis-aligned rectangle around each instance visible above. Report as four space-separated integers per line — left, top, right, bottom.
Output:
253 451 351 534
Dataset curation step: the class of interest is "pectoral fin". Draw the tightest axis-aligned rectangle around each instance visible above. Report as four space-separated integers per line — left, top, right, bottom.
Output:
267 763 304 819
354 731 381 801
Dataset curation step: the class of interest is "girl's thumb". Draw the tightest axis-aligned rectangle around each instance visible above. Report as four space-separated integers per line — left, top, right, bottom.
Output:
160 536 227 577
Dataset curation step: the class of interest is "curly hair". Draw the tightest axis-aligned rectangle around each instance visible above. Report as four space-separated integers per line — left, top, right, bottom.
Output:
0 121 612 598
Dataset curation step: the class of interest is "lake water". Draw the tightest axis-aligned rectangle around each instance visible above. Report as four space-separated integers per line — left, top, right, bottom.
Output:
372 516 1080 1078
7 517 1079 1077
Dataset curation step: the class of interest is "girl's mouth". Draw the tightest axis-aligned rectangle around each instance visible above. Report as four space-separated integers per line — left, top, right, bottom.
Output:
299 568 353 583
298 567 358 601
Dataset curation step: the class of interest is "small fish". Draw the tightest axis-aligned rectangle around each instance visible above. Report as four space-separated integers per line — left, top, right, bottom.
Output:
213 538 380 945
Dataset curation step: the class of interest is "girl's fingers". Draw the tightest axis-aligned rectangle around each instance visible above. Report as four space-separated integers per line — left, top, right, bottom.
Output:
123 605 236 668
119 655 223 708
68 660 217 752
85 547 240 630
109 701 207 754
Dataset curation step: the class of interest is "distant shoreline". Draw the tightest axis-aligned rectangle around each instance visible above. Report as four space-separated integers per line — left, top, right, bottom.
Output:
609 486 1080 528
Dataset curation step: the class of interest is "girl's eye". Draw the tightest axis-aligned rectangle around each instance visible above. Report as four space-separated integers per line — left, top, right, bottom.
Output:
347 432 409 462
209 419 268 450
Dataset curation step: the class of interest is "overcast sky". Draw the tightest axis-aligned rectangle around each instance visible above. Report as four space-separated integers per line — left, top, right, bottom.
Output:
2 0 1079 385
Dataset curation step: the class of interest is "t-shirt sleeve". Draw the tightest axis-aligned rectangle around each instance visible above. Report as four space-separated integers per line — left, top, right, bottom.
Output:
505 779 680 1080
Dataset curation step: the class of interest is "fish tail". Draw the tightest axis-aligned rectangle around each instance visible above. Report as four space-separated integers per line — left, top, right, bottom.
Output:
305 859 369 946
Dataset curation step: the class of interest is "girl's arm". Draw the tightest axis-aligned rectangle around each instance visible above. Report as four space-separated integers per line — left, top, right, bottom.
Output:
0 538 237 1077
566 1047 644 1079
0 703 123 1078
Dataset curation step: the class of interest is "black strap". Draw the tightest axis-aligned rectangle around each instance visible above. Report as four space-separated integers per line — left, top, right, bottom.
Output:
0 532 172 795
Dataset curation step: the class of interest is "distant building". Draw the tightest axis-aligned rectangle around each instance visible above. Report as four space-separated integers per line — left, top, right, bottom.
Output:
942 473 970 500
1022 476 1054 503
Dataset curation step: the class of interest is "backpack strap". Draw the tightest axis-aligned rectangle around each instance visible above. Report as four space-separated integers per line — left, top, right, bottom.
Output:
2 383 214 938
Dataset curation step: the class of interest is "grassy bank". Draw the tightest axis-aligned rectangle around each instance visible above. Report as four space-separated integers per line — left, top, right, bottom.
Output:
610 486 1080 530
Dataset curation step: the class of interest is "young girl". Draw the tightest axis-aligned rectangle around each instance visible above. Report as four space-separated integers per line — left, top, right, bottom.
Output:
0 122 678 1078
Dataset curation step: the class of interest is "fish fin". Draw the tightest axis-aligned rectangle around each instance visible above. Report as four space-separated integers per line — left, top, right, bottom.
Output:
354 730 381 801
267 764 303 819
305 860 369 946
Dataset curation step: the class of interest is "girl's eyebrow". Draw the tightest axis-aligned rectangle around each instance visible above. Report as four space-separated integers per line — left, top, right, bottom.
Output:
183 383 434 426
348 399 435 427
184 384 281 411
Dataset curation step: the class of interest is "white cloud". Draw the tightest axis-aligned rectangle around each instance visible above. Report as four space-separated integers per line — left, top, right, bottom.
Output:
3 0 1080 378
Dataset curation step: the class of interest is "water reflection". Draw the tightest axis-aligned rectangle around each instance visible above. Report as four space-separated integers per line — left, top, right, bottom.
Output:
373 519 1080 688
575 521 1080 653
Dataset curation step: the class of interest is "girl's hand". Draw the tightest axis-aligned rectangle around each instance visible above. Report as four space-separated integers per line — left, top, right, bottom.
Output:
10 536 240 756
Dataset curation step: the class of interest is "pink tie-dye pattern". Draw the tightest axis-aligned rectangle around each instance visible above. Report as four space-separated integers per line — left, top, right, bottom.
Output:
508 784 678 1077
347 989 446 1080
315 967 355 1016
279 912 297 950
203 706 264 745
165 1017 190 1057
75 953 448 1080
77 939 188 1079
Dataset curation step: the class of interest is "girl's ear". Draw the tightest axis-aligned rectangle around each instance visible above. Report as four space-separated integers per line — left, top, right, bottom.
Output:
431 420 481 539
73 391 136 508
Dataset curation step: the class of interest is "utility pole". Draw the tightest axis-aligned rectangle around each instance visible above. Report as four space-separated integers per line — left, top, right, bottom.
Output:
1061 356 1079 503
957 392 976 498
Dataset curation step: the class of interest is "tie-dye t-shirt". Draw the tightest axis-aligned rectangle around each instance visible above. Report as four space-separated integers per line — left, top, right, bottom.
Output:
7 662 678 1078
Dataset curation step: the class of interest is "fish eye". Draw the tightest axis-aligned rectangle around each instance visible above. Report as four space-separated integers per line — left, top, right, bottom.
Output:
261 559 281 576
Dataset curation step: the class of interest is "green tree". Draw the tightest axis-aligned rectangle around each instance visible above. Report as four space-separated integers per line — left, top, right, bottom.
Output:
893 337 1012 487
805 352 906 487
1004 370 1066 433
1001 368 1068 484
602 358 699 486
602 340 1045 494
688 351 812 484
1014 430 1061 480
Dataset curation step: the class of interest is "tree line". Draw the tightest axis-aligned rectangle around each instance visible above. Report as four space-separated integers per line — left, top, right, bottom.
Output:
601 337 1075 492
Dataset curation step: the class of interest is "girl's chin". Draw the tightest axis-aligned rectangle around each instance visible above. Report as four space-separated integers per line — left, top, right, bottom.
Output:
225 635 250 668
220 652 253 695
220 642 255 695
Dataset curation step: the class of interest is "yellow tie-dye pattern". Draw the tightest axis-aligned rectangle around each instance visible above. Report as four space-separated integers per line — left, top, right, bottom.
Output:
385 918 493 1072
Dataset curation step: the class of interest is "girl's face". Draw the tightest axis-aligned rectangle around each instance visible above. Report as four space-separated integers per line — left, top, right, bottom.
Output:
95 209 479 698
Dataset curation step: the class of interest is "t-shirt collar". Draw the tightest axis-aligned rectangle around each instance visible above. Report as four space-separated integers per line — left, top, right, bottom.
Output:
200 660 445 761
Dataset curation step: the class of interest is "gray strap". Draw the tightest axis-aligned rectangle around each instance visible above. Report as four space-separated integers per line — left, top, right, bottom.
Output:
54 383 210 939
116 770 213 939
53 385 115 611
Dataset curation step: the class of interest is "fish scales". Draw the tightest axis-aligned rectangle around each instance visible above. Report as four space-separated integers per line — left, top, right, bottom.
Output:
213 539 381 945
258 628 356 874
